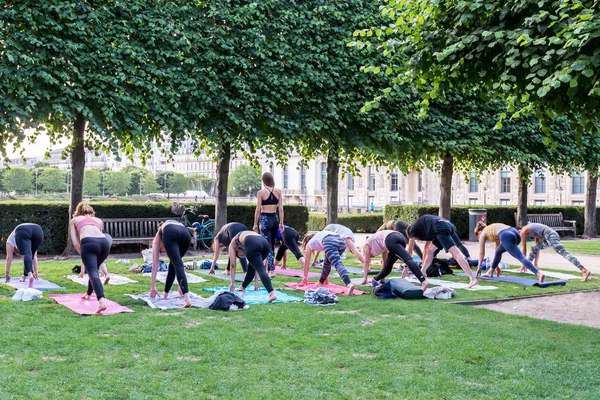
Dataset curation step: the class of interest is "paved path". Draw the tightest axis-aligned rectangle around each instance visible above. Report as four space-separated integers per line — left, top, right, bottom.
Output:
353 233 600 275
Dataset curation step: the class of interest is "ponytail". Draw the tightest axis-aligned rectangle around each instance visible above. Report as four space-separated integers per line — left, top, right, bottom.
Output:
301 233 316 251
474 221 487 236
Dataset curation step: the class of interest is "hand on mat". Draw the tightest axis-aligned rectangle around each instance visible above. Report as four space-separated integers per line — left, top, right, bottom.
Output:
33 271 39 280
78 272 85 279
229 282 236 292
4 273 10 283
19 275 26 282
300 278 309 286
361 278 370 285
475 268 482 277
149 287 160 298
208 268 215 275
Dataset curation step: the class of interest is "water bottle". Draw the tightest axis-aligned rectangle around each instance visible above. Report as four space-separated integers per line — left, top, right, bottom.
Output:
481 257 489 271
192 258 197 270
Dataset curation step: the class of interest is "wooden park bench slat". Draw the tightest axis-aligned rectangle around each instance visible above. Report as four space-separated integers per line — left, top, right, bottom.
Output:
103 217 196 250
514 212 577 237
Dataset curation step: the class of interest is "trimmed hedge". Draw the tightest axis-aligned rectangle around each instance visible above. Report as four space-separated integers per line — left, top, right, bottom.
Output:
308 213 385 233
384 205 593 238
0 201 308 254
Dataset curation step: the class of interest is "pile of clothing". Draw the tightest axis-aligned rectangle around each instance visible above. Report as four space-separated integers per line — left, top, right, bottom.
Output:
304 287 338 306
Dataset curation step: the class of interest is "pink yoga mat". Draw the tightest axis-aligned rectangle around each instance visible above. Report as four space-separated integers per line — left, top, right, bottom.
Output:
285 282 367 295
48 294 134 316
275 267 320 278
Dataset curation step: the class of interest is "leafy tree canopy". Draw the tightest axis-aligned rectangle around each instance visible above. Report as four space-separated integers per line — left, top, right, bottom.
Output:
228 165 261 197
2 168 33 194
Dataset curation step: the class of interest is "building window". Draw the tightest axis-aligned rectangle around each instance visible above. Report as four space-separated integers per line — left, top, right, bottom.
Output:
283 166 288 190
500 199 510 205
269 164 274 175
469 171 478 193
300 165 306 190
390 196 398 204
347 173 354 191
347 196 353 207
368 196 375 208
534 200 545 205
572 173 584 194
368 166 375 191
320 162 327 191
418 171 423 192
500 170 511 193
572 200 584 206
534 170 546 194
469 198 478 205
390 169 398 191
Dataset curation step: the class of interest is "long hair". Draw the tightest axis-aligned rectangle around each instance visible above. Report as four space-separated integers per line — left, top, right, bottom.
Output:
301 232 316 250
73 202 95 218
474 221 487 236
262 172 275 188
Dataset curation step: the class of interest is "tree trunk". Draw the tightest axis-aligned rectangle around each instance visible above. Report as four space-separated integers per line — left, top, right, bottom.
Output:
439 153 453 220
326 145 340 225
583 173 598 238
64 113 86 255
214 142 231 233
516 165 529 227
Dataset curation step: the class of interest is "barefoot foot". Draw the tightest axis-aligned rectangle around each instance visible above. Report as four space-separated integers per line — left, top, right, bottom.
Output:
103 275 111 285
267 292 277 303
347 283 355 296
183 294 192 308
81 294 91 300
537 273 545 283
28 276 34 288
581 268 591 282
421 280 430 292
163 292 169 299
467 279 478 289
95 299 107 314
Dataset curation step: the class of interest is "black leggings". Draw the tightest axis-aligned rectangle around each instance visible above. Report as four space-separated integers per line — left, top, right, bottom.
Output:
259 212 279 271
15 224 44 276
375 232 426 283
241 235 274 292
162 224 191 294
394 221 423 259
275 227 303 262
80 237 110 299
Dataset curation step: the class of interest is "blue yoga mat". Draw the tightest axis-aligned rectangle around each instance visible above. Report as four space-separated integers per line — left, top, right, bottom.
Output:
202 286 302 305
3 277 66 291
456 273 566 288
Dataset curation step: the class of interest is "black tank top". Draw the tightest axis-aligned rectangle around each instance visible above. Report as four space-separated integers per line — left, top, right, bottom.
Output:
261 188 279 206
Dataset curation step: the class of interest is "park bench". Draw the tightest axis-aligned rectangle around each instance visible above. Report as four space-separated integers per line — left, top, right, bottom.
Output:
514 212 577 237
103 217 197 250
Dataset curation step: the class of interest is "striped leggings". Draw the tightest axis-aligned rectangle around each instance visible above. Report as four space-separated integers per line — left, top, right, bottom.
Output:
321 236 351 285
528 229 584 270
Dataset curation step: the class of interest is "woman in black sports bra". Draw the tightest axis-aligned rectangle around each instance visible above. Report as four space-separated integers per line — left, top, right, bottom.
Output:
253 172 284 278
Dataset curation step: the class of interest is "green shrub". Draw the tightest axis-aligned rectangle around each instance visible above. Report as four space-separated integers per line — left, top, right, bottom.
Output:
0 201 308 254
308 213 385 233
384 205 590 238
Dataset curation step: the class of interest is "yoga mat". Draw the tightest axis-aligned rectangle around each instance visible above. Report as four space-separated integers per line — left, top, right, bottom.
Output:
48 294 134 315
275 267 320 278
126 292 217 310
314 265 379 275
504 269 580 280
3 277 65 291
456 273 566 288
285 282 367 295
65 274 138 286
202 286 302 305
194 269 245 282
142 272 208 284
406 277 497 291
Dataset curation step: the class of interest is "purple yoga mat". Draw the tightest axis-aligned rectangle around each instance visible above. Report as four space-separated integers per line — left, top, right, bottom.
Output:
48 293 134 315
275 267 320 278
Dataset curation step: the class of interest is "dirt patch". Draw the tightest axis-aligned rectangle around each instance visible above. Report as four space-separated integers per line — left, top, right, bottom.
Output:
476 291 600 328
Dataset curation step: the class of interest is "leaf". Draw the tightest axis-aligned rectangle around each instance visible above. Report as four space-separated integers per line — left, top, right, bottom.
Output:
583 69 594 78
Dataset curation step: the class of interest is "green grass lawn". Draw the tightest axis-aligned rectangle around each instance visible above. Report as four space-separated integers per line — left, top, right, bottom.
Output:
1 255 599 399
558 239 600 256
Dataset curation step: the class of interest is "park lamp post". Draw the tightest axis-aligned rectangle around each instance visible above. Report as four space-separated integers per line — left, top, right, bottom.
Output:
101 171 105 196
66 165 71 194
35 169 38 196
139 170 143 195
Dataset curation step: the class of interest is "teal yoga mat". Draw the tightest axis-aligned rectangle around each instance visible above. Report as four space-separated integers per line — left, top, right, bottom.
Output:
456 273 566 288
202 286 302 305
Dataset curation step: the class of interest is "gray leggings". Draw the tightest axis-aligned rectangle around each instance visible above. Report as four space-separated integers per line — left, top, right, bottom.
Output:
528 229 584 270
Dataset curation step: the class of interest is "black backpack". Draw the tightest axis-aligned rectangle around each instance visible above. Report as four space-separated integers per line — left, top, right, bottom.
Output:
426 260 454 277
